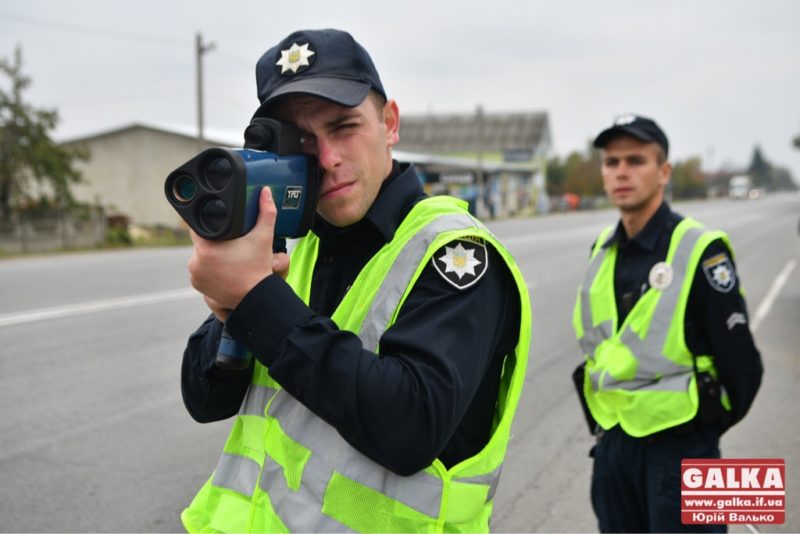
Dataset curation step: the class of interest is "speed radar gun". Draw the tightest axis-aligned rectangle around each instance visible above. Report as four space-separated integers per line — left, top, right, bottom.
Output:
165 118 321 370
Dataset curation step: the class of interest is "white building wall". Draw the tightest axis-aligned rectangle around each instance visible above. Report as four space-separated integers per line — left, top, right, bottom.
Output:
64 127 219 227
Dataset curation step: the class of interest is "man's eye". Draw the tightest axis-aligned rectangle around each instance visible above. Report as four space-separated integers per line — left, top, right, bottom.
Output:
300 135 317 150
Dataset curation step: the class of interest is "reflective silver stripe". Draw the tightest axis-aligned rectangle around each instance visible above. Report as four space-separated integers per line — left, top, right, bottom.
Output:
212 453 261 497
580 319 613 357
456 464 504 501
239 384 278 417
588 225 704 392
578 245 610 355
264 391 444 520
206 385 276 498
260 453 353 533
611 226 703 391
359 213 484 351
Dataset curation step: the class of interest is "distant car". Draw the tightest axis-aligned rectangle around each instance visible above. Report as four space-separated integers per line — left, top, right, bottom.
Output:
729 175 752 199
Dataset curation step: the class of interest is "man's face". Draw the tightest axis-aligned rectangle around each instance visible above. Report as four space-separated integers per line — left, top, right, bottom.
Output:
600 136 671 214
271 94 399 227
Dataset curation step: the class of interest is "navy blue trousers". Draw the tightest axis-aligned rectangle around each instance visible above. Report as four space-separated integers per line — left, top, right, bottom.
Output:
591 425 726 533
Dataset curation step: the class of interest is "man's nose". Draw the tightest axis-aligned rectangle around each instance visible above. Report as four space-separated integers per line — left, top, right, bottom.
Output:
315 137 342 171
614 161 630 178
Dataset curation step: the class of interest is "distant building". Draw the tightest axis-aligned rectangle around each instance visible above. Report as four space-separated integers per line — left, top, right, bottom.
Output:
60 123 235 228
60 114 552 228
703 169 745 198
397 111 552 217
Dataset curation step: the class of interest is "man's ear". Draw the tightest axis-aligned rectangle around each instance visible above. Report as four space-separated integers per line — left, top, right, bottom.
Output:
659 161 672 187
383 99 400 147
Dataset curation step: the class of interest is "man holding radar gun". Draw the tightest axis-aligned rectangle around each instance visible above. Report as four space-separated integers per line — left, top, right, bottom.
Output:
166 28 532 533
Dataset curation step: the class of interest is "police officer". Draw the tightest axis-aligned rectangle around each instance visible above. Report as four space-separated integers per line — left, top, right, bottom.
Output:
573 115 763 533
180 29 531 533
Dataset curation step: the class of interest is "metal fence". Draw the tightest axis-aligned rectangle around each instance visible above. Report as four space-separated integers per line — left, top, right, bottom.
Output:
0 208 106 254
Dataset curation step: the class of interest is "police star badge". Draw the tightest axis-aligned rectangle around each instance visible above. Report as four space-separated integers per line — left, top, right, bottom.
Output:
275 42 315 75
433 238 488 290
702 253 736 293
614 113 638 125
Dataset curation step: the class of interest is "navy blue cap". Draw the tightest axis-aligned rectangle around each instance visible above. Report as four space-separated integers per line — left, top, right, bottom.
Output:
593 114 669 157
253 29 386 117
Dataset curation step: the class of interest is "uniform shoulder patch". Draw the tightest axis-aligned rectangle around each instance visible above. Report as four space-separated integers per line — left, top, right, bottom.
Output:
431 237 488 290
702 253 736 293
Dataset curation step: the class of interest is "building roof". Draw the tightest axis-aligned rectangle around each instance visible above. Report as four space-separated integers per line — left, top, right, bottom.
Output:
397 111 551 154
57 121 540 176
58 122 242 147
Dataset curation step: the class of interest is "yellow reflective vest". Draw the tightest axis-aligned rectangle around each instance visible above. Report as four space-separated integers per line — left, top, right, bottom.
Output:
573 218 732 437
182 195 532 533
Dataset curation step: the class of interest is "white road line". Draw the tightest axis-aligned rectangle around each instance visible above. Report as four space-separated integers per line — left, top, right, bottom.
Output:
751 257 797 333
0 288 200 328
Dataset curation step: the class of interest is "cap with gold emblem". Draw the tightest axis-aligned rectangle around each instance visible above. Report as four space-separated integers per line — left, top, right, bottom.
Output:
593 114 669 157
254 28 386 118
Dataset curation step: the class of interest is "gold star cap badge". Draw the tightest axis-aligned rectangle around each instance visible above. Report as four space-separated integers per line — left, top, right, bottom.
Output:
614 113 638 125
275 42 315 75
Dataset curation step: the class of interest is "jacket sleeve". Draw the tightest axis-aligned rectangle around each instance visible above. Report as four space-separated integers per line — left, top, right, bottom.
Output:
224 243 521 475
180 314 253 423
686 239 763 429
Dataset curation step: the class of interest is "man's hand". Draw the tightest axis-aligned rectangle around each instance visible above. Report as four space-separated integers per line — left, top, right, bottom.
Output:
188 187 284 313
202 252 290 323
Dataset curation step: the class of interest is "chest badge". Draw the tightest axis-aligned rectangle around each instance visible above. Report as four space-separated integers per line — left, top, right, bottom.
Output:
648 261 673 291
432 238 488 290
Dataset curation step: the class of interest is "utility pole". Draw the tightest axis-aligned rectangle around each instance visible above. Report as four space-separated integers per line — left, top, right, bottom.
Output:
475 104 486 218
196 32 215 146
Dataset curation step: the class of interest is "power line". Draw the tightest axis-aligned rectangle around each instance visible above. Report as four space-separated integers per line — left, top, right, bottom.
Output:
55 89 189 108
0 10 257 67
0 9 188 47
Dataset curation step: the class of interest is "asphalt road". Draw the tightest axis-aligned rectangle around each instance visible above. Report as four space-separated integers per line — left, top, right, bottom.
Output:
1 193 798 533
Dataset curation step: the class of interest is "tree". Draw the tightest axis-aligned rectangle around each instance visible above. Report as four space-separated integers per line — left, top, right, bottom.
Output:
0 46 87 220
545 154 567 196
545 141 604 198
670 157 707 199
562 143 604 198
747 145 772 190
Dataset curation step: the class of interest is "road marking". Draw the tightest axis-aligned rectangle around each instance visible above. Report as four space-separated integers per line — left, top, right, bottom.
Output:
751 256 797 332
0 288 199 328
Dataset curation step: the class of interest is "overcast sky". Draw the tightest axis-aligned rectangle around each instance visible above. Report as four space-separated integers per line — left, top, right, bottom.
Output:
2 0 799 180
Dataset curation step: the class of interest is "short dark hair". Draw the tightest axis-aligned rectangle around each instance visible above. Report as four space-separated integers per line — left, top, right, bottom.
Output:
366 90 387 117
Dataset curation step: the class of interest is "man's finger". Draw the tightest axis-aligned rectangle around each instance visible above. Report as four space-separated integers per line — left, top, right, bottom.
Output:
273 252 291 279
252 186 277 237
188 227 201 245
204 295 230 323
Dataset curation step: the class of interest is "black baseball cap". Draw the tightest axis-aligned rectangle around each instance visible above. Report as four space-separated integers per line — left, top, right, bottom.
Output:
593 114 669 157
253 29 386 118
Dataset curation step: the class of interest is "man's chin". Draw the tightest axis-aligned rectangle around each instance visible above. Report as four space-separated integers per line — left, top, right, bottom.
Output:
317 206 363 228
615 200 644 212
